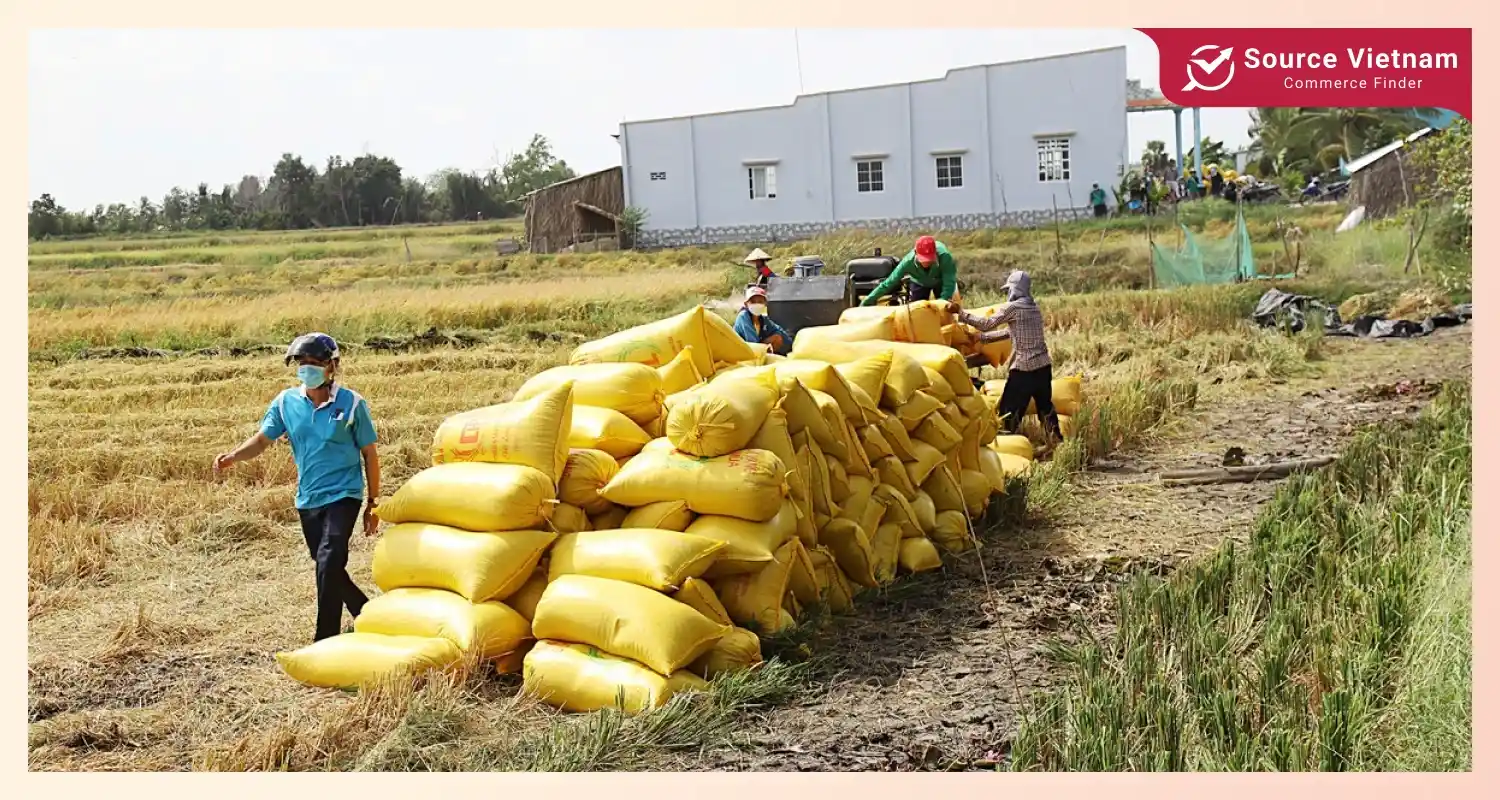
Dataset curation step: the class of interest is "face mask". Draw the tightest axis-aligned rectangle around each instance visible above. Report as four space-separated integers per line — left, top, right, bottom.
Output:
297 364 328 389
748 304 766 317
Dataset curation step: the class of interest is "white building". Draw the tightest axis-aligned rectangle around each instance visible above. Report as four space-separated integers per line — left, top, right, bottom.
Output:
617 47 1129 248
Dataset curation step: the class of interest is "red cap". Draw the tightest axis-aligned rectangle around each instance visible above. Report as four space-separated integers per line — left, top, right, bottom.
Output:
915 236 937 261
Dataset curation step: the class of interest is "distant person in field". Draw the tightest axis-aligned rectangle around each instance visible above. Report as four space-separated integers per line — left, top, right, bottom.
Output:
1090 183 1108 218
949 270 1063 445
734 286 792 355
859 235 958 306
743 247 776 286
213 333 381 643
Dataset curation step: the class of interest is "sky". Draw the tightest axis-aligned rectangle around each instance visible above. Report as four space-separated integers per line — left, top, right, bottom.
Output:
28 28 1256 209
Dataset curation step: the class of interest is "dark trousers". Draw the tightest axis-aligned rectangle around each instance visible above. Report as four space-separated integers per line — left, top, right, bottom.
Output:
1093 204 1107 218
998 365 1063 440
907 283 934 303
297 497 369 642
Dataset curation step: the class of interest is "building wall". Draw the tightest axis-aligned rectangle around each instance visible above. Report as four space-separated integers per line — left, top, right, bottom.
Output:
619 47 1129 247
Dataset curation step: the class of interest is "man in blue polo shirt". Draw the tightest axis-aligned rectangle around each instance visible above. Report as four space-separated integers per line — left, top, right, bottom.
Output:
214 332 382 643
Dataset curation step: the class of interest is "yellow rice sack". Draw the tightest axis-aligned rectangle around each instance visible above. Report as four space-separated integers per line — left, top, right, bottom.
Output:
833 351 894 412
826 458 852 504
774 360 869 424
277 633 463 689
1052 376 1083 416
672 577 733 626
999 452 1034 479
797 339 972 398
532 574 726 675
376 463 554 533
777 376 839 454
904 441 947 487
548 529 725 591
859 424 895 462
910 490 938 535
665 370 779 457
621 500 695 532
700 306 759 367
792 432 838 517
570 406 652 460
922 467 967 515
837 301 949 345
876 415 919 462
557 449 619 515
922 366 956 402
690 627 764 679
515 363 664 426
551 503 591 534
807 391 855 463
875 456 919 501
522 640 708 714
430 383 574 485
880 351 933 409
945 447 963 478
353 588 532 661
507 570 549 621
940 402 968 432
932 510 974 553
657 346 705 396
978 448 1008 493
898 537 944 573
808 546 856 613
871 523 902 585
784 537 822 605
372 523 556 603
835 416 874 480
960 469 992 517
749 408 809 503
570 306 717 377
1059 414 1077 439
685 500 799 577
820 518 878 589
794 316 896 348
893 391 945 429
714 539 797 634
875 484 923 539
588 504 630 531
602 446 786 522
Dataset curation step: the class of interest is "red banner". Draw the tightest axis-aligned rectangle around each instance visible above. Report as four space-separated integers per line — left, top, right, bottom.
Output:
1136 28 1471 119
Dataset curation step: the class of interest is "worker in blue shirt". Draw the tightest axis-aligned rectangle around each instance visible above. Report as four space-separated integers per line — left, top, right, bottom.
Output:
214 333 381 643
733 285 792 355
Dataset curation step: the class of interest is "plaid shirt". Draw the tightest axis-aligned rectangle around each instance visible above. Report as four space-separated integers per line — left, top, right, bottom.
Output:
959 303 1052 372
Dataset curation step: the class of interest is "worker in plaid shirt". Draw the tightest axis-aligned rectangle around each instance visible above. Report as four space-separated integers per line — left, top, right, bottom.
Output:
951 270 1064 444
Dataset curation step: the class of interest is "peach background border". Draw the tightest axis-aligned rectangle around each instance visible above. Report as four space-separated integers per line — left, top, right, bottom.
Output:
4 1 1489 791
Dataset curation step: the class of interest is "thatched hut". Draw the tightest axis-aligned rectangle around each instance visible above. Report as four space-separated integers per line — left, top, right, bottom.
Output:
523 166 625 254
1346 128 1439 220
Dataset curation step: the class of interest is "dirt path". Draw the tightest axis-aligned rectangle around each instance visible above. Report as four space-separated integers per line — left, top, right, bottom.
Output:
685 327 1472 772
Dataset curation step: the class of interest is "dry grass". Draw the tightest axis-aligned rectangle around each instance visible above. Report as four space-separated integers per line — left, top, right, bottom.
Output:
27 205 1450 771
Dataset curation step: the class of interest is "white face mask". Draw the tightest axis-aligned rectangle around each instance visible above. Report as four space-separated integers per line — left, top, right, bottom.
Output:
748 303 767 317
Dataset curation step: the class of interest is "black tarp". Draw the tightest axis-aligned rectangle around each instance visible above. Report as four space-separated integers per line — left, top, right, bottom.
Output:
1250 289 1471 339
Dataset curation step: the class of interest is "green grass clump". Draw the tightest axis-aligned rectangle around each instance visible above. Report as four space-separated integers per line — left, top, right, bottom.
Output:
1009 381 1472 771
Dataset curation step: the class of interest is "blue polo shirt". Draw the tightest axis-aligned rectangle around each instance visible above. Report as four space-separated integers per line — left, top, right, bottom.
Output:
259 383 378 510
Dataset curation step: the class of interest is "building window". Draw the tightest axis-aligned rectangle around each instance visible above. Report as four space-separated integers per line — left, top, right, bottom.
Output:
748 165 777 199
856 159 884 193
1037 137 1072 183
936 155 963 189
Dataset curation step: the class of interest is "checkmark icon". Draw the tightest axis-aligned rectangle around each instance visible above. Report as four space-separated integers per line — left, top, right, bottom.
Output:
1190 47 1233 74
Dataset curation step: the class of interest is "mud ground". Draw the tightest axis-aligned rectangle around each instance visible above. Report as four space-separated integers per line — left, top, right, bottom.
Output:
682 327 1472 772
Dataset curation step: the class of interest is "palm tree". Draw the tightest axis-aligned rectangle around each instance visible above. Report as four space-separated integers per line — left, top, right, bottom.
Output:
1295 107 1436 169
1248 107 1311 176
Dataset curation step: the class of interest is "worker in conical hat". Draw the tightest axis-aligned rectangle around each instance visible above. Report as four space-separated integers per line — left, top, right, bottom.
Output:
743 248 775 286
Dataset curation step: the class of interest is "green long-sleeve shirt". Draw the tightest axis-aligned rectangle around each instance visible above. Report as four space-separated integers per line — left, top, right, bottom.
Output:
859 241 957 306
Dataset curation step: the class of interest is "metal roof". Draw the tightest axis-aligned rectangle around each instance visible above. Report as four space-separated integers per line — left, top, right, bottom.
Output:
1345 128 1437 175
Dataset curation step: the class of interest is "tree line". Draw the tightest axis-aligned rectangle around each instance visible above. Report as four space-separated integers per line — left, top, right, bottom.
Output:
28 134 577 240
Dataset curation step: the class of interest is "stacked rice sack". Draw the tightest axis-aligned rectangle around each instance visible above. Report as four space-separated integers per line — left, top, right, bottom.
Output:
275 383 575 690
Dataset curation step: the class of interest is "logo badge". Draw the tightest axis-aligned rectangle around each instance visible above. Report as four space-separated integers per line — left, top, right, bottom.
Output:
1182 44 1236 92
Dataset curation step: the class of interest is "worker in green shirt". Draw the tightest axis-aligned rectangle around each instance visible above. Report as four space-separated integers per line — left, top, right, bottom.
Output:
858 235 958 306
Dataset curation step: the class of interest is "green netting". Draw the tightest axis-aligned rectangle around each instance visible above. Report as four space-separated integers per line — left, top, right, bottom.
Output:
1151 208 1260 287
